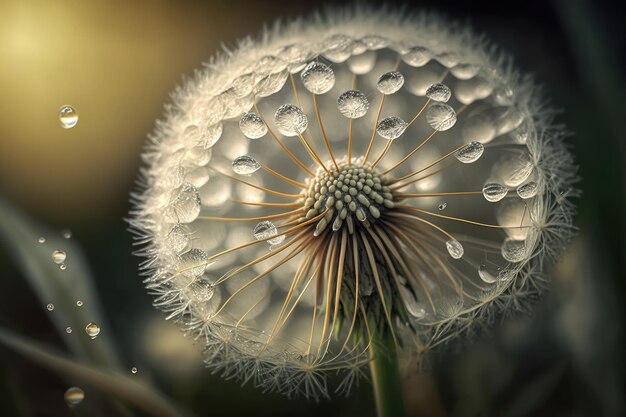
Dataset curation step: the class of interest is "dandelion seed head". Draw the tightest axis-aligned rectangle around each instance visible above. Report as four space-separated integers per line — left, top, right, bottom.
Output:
129 5 577 399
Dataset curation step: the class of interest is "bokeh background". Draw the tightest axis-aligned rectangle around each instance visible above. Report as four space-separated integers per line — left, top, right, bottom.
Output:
0 0 623 416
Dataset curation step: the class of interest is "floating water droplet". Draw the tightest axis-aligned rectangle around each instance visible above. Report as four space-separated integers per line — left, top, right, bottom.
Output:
438 202 447 211
65 327 73 334
274 104 308 136
376 116 408 140
166 224 190 253
426 83 451 102
426 103 457 131
46 303 54 311
58 106 78 129
38 237 46 244
517 181 539 199
454 141 484 163
239 112 267 139
52 250 66 264
64 387 84 407
446 239 464 259
188 278 215 302
253 221 285 245
59 263 67 271
300 61 335 94
178 249 210 278
376 71 404 94
232 155 261 175
62 229 72 239
131 367 138 374
164 184 201 224
482 183 509 202
478 264 497 284
402 46 431 67
337 90 369 119
85 322 100 339
501 238 527 262
76 300 84 307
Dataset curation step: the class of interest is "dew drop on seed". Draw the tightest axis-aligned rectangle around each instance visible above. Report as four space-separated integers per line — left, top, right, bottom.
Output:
426 83 451 102
301 61 335 94
454 141 484 163
85 322 100 339
337 90 369 119
274 104 308 136
253 221 284 245
232 155 261 175
426 103 457 131
58 105 78 129
76 300 83 307
59 263 67 271
62 229 72 239
438 202 447 211
482 183 509 202
131 367 138 374
188 278 215 302
64 387 84 407
376 116 408 140
166 224 190 253
478 264 497 284
446 239 464 259
516 181 538 199
402 46 431 67
65 327 72 334
501 238 526 262
164 184 201 224
239 112 267 139
38 237 46 244
376 71 404 94
46 303 54 311
52 250 66 264
178 249 210 278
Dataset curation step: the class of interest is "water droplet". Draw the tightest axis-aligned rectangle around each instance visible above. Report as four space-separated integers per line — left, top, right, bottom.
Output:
232 155 261 175
402 46 431 67
426 83 451 102
166 224 190 253
300 61 335 94
478 264 497 284
446 239 464 259
482 183 509 202
164 184 201 224
58 106 78 129
188 278 215 302
62 229 72 239
178 249 210 278
65 327 73 334
376 116 408 140
438 202 447 211
337 90 369 119
517 181 539 199
59 263 67 271
454 141 484 163
46 303 54 311
376 71 404 94
426 103 457 131
38 237 46 244
51 250 66 264
239 112 267 139
85 322 100 339
501 238 526 262
131 367 138 374
274 104 308 137
253 221 285 245
64 387 84 407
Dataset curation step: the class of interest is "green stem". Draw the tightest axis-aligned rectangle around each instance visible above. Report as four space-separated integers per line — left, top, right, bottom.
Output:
369 329 405 417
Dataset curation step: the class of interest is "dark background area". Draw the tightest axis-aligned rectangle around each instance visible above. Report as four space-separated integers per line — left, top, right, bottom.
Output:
0 0 623 416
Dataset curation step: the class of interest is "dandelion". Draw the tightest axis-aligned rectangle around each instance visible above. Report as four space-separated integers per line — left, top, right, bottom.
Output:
129 5 577 412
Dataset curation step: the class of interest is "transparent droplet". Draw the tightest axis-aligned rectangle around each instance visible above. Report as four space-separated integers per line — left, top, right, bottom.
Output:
62 229 72 239
347 51 377 74
426 103 457 131
482 183 509 202
438 202 447 211
239 112 267 139
426 83 451 102
253 221 285 245
59 263 67 271
517 181 539 199
300 61 335 94
165 224 190 253
178 249 210 278
65 327 73 334
402 46 431 67
76 300 84 307
446 239 464 259
454 141 484 163
164 184 201 224
398 284 426 319
274 104 308 136
58 105 78 129
478 264 497 284
38 237 46 244
188 278 215 302
376 116 408 140
131 367 138 374
337 90 369 119
46 303 54 311
64 387 84 407
232 155 261 175
376 71 404 94
85 322 100 339
52 250 66 264
501 238 527 262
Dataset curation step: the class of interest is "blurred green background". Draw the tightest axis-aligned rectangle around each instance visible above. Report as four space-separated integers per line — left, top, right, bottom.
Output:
0 0 623 416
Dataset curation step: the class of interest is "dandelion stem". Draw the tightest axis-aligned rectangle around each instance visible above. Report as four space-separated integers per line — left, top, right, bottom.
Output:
369 324 404 417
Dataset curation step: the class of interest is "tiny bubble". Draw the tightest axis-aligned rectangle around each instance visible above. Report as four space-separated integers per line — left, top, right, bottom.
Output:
438 202 447 211
52 250 66 264
59 263 67 270
38 237 46 244
46 303 55 311
65 327 73 334
131 367 138 374
64 387 84 407
58 105 78 129
85 322 100 339
76 300 84 307
62 229 72 239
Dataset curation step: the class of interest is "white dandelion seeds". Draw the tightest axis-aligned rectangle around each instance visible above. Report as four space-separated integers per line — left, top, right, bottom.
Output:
129 6 577 401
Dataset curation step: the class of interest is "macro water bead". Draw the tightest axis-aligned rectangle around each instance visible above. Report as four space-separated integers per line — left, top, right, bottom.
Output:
129 6 577 399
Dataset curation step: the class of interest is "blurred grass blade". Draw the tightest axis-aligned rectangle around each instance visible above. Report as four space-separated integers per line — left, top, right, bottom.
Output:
0 327 190 417
0 198 120 367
